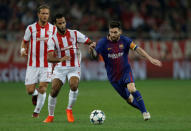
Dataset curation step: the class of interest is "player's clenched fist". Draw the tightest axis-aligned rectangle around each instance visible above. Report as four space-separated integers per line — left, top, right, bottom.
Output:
20 48 27 56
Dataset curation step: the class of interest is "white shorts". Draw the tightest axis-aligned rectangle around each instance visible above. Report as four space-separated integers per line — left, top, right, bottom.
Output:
25 66 51 85
52 66 81 84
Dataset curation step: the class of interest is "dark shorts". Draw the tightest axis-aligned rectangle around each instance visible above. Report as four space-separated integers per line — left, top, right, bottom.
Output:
110 69 135 100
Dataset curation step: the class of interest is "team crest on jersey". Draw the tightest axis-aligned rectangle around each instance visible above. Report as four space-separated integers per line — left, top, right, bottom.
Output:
107 48 111 50
70 37 74 42
119 44 124 49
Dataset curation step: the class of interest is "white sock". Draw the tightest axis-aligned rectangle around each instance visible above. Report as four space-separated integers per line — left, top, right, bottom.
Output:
48 95 57 116
67 89 79 110
34 92 46 113
32 89 38 96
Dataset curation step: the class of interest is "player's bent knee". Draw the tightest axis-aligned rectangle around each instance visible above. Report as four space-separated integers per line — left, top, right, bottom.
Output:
26 85 35 95
51 79 63 97
70 83 78 91
38 86 47 94
51 86 60 97
39 82 48 94
69 77 79 91
127 83 136 93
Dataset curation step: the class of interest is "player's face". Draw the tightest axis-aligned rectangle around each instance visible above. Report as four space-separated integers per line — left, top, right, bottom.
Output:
38 9 50 23
55 17 66 33
109 28 121 42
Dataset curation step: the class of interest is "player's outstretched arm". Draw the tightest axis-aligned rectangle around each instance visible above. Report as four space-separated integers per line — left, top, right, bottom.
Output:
135 47 162 67
47 52 71 63
20 40 28 56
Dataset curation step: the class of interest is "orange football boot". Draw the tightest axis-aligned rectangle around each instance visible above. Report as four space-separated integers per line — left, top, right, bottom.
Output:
43 116 54 123
66 109 74 123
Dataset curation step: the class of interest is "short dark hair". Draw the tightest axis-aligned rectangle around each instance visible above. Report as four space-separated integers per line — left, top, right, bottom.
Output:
37 4 50 13
53 13 65 24
109 20 121 29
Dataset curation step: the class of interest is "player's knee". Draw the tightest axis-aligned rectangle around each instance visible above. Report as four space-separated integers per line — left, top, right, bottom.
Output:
127 83 136 93
50 86 59 97
70 83 78 91
38 82 48 94
51 80 62 97
69 77 79 91
26 85 35 95
38 86 47 94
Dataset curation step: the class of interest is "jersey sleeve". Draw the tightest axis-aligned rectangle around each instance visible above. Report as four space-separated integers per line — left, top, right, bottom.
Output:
47 37 56 53
76 30 90 44
95 39 104 54
124 36 138 50
23 25 32 42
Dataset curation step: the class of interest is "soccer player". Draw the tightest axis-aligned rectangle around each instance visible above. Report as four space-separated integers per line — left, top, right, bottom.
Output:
20 5 56 118
43 13 95 123
89 20 162 120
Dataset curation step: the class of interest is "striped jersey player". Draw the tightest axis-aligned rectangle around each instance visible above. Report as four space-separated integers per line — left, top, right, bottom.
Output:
20 5 56 118
43 13 95 123
89 20 162 121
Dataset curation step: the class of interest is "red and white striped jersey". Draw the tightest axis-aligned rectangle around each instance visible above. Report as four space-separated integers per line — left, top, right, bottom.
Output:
47 29 90 67
23 22 56 67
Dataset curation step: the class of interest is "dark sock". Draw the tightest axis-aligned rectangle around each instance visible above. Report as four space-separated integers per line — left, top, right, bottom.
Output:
132 90 147 113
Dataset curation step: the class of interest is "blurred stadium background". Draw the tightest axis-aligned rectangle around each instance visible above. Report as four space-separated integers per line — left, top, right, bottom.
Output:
0 0 191 81
0 0 191 131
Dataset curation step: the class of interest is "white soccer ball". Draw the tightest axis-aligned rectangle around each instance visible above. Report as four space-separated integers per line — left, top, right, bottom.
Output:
90 110 106 124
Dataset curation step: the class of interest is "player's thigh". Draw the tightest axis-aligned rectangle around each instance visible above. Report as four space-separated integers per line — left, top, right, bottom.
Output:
127 82 136 93
25 67 39 85
110 82 129 100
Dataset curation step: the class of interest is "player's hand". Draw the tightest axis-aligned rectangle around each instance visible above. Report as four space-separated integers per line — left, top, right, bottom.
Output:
89 42 97 57
59 56 71 62
150 58 162 67
20 48 27 56
89 42 96 51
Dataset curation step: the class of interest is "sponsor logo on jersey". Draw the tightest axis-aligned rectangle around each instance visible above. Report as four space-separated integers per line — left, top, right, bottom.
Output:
107 48 112 50
108 52 123 59
37 37 49 42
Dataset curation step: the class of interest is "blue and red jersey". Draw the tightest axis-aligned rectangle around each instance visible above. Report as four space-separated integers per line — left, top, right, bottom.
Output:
95 35 137 82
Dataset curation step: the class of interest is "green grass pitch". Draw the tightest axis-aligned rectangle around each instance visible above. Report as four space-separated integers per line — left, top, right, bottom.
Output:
0 79 191 131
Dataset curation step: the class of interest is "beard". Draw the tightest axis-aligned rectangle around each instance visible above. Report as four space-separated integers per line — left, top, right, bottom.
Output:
58 27 66 34
110 36 119 42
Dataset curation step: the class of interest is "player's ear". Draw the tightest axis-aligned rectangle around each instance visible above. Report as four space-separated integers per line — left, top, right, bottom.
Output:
119 29 122 34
